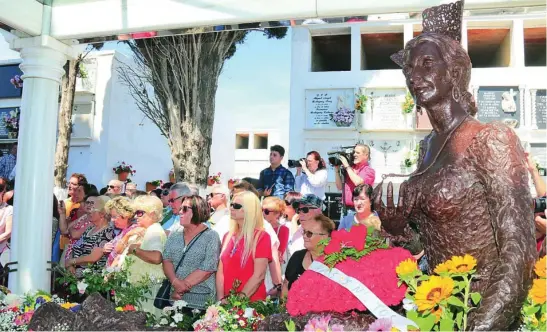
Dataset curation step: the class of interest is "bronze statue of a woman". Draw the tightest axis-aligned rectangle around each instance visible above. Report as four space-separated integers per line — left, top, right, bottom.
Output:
374 1 537 330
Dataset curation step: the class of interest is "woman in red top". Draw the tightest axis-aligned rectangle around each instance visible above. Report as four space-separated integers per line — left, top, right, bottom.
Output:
262 197 289 260
216 191 272 302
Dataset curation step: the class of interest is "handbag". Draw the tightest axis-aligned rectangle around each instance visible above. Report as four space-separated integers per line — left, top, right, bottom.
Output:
154 228 208 309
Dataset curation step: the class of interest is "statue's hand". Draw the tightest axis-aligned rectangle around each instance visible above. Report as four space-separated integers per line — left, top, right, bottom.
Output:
373 181 412 235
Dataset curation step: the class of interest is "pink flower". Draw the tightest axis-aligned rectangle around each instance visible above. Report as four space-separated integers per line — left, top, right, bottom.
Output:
324 224 367 255
368 318 392 331
304 315 332 332
286 247 411 315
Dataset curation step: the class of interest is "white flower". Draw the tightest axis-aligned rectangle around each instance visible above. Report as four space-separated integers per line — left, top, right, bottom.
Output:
162 306 174 313
239 319 246 326
173 313 184 323
159 318 168 325
4 294 22 307
403 298 417 311
174 300 187 309
170 322 176 327
244 308 254 318
192 308 201 315
233 314 240 319
106 266 120 274
77 281 88 294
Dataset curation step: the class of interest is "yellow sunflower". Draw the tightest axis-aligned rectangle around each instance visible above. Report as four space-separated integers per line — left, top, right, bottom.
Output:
529 278 546 304
434 261 452 274
534 256 546 278
396 259 419 277
61 302 77 309
414 276 454 312
448 254 477 273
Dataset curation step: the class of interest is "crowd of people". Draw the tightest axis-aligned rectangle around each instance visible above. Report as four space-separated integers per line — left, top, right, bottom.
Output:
0 140 545 317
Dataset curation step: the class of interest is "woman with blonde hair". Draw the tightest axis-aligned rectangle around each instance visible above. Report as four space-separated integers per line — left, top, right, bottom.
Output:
216 191 272 301
126 195 167 316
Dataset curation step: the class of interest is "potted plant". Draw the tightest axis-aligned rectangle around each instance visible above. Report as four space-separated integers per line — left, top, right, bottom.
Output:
207 172 221 186
355 91 368 128
2 108 20 139
146 180 162 192
402 90 415 128
330 105 355 127
112 162 136 181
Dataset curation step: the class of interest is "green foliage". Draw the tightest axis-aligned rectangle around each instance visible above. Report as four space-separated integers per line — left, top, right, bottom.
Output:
284 319 296 332
55 258 154 308
321 227 388 268
402 90 415 114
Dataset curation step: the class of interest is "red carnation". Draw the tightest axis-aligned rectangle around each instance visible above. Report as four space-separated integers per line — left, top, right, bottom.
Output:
324 224 367 255
123 304 136 311
237 309 244 316
286 247 412 315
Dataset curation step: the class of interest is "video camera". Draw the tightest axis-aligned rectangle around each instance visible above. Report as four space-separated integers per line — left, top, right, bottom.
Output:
533 196 546 214
327 146 355 167
288 158 306 168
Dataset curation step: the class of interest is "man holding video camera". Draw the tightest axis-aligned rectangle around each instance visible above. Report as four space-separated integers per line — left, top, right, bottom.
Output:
334 144 375 212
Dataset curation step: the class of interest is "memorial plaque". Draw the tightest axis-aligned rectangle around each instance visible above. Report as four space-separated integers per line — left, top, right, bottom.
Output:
305 89 355 129
363 88 407 130
0 107 17 139
477 86 520 129
534 90 546 130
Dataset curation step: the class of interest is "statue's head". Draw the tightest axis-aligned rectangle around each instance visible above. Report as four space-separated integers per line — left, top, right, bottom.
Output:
403 33 477 116
391 0 477 116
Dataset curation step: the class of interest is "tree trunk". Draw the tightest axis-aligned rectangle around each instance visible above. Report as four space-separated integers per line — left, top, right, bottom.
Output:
53 59 79 188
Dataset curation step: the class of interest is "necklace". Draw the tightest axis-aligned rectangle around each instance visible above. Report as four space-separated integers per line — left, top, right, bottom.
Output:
381 113 470 181
230 235 241 258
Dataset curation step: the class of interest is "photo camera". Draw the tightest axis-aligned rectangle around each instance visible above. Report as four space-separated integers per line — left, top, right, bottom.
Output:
288 158 306 168
327 146 355 167
533 196 546 215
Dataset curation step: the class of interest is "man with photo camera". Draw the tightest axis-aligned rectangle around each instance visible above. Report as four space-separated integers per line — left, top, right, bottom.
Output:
333 144 375 213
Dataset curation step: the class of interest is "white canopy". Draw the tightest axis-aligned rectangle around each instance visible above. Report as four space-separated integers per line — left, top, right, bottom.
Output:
1 0 545 40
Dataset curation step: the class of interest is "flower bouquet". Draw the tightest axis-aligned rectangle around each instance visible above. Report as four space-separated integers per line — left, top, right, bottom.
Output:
193 280 277 331
0 290 80 331
402 90 415 114
520 256 546 331
154 300 201 330
207 172 221 186
10 75 23 89
228 178 239 190
355 93 368 114
286 224 413 316
396 254 481 331
330 105 355 127
113 161 136 181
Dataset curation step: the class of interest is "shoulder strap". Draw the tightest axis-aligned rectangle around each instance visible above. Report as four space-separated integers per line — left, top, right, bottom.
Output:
172 228 208 273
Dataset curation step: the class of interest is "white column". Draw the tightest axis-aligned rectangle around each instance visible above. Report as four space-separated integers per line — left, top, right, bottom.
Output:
350 25 362 72
511 19 525 68
8 38 69 294
461 19 468 51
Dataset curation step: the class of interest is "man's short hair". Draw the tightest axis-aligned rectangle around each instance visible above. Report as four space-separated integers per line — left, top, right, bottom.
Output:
170 182 198 197
211 184 230 203
270 145 285 157
355 143 371 160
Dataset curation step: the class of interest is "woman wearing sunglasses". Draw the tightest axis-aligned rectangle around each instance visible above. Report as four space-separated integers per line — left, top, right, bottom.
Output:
162 195 220 312
217 191 273 302
65 196 115 277
125 195 167 315
262 197 289 261
282 214 335 297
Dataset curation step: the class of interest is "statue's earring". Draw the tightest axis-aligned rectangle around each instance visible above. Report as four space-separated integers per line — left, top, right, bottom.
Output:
416 105 423 115
452 86 461 102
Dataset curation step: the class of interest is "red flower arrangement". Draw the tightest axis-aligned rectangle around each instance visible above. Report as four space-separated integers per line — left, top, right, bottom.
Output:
286 224 412 316
207 172 221 186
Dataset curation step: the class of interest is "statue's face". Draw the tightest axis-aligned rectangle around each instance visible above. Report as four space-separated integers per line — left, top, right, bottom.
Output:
403 41 452 108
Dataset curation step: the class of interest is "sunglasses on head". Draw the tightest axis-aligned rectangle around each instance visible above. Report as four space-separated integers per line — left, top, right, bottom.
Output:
162 189 169 196
208 192 222 199
135 210 146 218
179 206 191 214
230 203 243 210
263 209 278 215
302 229 327 238
297 206 318 214
108 185 119 189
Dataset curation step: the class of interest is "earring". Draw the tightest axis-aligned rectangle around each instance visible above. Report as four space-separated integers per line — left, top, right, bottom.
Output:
452 86 461 102
416 105 423 115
